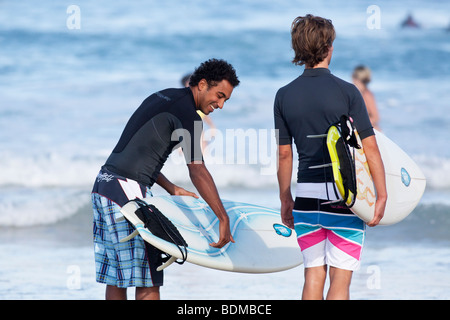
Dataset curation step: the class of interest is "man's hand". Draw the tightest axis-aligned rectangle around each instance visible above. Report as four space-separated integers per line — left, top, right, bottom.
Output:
187 162 235 248
280 198 295 229
209 219 235 248
156 173 199 198
367 196 387 227
172 185 199 199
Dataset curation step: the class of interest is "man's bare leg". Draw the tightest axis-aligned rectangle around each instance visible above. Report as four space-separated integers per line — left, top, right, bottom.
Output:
136 286 160 300
105 285 160 300
326 266 353 300
302 265 327 300
105 285 127 300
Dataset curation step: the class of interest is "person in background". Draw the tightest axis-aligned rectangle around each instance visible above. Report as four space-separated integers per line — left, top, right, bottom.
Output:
274 14 387 300
352 65 380 131
401 14 421 28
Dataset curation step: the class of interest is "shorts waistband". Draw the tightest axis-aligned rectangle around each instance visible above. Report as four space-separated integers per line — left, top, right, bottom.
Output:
294 197 352 215
295 182 339 201
92 167 152 207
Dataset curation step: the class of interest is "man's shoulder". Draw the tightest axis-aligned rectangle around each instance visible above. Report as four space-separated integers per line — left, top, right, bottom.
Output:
144 87 195 112
155 87 190 101
275 77 301 100
328 73 359 94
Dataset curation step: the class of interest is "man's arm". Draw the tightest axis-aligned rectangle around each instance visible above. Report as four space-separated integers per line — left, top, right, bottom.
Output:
361 135 387 227
187 162 234 248
156 173 199 198
277 144 295 229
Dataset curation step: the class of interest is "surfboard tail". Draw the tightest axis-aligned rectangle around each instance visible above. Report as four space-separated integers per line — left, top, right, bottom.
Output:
307 116 359 208
119 198 189 270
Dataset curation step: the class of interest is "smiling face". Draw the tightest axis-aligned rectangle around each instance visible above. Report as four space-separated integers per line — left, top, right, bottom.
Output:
195 79 234 115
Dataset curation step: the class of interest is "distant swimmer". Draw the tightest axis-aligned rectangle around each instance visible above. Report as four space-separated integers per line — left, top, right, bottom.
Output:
352 65 380 130
401 14 421 28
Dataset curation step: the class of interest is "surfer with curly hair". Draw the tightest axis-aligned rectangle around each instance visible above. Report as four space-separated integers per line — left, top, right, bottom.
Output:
92 59 239 300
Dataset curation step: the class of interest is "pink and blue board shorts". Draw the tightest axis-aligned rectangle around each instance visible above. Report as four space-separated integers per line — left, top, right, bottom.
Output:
91 167 163 288
293 198 366 271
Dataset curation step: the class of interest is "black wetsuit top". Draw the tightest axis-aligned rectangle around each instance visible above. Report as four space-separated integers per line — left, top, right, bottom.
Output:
103 87 203 187
274 68 374 183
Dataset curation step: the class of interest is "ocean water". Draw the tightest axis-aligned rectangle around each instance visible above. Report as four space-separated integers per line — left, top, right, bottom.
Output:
1 0 450 300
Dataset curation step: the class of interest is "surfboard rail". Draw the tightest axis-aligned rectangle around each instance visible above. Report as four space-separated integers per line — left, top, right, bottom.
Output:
119 196 303 273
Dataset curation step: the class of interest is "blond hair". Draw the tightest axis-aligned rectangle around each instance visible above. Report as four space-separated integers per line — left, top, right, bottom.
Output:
352 65 372 85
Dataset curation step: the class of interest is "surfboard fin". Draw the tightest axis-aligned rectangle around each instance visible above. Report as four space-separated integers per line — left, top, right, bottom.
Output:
307 134 328 138
119 229 139 243
156 256 177 271
321 199 343 205
308 163 332 169
115 215 125 222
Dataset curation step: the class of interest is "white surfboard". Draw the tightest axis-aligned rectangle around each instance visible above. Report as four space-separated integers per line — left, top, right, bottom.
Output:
350 129 426 225
119 196 302 273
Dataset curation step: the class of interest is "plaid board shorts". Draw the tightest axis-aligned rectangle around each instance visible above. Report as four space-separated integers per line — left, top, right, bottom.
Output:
293 197 366 271
91 167 163 288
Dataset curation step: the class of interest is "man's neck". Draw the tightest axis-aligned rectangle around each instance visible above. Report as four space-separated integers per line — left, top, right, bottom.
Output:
306 48 332 69
189 86 200 109
305 60 329 69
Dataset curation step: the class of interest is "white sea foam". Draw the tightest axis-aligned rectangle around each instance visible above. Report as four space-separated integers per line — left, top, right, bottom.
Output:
0 188 87 227
414 155 450 190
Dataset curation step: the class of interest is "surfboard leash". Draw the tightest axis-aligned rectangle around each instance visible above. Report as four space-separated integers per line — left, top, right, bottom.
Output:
307 115 360 208
132 198 189 266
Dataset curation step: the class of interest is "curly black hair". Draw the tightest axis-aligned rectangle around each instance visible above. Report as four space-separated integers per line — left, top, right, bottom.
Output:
189 58 240 88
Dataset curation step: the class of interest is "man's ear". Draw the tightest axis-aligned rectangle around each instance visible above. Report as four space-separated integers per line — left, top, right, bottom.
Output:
197 79 208 92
